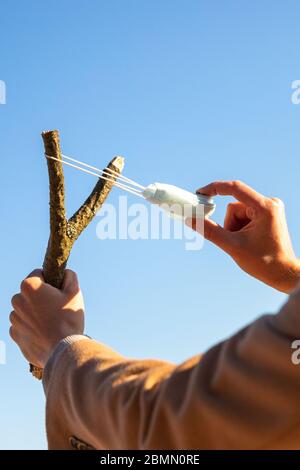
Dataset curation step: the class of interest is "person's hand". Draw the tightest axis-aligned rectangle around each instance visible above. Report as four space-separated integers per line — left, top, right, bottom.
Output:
186 180 300 293
10 269 84 368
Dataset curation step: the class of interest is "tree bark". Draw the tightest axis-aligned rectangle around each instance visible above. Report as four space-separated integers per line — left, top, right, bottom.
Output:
30 130 124 380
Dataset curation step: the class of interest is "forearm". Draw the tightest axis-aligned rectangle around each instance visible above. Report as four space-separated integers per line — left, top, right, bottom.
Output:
244 256 300 294
279 257 300 293
43 290 300 450
43 336 175 449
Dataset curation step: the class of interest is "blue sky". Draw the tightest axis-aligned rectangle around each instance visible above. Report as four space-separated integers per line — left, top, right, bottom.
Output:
0 0 300 449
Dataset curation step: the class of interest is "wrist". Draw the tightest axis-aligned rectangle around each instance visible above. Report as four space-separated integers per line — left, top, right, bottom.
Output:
275 257 300 294
39 341 63 369
285 258 300 293
42 333 86 368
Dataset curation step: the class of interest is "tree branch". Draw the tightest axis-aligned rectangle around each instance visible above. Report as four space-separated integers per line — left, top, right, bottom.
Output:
68 155 124 240
42 130 67 288
30 130 124 380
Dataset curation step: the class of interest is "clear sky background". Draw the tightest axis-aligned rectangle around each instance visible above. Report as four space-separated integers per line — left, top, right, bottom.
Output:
0 0 300 449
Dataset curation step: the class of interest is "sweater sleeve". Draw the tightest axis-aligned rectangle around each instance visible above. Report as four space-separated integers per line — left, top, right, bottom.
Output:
43 288 300 450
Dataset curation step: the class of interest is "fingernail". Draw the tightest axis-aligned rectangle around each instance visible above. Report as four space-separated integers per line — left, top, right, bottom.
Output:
196 187 206 194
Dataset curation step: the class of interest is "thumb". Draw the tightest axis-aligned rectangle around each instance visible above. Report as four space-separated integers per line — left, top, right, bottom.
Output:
62 269 80 295
186 217 233 254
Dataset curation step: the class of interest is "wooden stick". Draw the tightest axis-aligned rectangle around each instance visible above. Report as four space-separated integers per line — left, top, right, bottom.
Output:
30 130 124 380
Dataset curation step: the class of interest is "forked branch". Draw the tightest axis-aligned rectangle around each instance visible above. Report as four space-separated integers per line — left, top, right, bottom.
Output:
30 130 124 380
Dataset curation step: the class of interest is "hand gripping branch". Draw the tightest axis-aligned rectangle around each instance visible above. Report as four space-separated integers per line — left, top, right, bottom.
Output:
30 130 124 380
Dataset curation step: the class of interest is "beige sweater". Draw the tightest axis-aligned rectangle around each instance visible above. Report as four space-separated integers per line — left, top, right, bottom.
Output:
43 287 300 450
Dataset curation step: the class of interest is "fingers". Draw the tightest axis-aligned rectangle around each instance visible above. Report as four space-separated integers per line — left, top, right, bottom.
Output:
9 323 40 367
270 197 285 208
26 268 80 295
186 217 233 254
10 310 30 342
197 180 265 208
26 269 44 281
11 293 24 311
223 201 251 231
62 269 80 295
9 325 18 342
9 310 29 329
9 310 17 325
19 269 44 294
